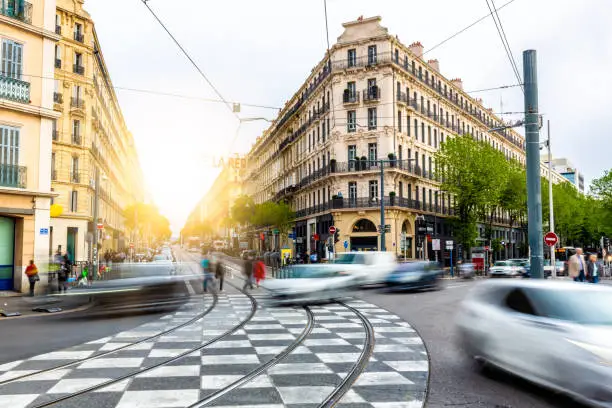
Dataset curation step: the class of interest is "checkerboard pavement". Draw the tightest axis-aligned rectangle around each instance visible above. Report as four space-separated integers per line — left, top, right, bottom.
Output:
0 290 428 408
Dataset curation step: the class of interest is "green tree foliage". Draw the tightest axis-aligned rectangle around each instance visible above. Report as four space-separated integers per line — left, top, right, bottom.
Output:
231 199 294 232
124 203 172 242
230 195 256 226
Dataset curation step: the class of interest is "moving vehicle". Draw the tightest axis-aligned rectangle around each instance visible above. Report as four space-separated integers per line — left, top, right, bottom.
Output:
263 265 357 305
456 280 612 408
489 260 523 277
385 261 444 291
332 251 397 285
213 240 227 251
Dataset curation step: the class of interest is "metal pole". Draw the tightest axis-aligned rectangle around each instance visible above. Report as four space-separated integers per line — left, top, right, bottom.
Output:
547 120 556 278
523 50 544 279
92 168 100 279
380 159 386 251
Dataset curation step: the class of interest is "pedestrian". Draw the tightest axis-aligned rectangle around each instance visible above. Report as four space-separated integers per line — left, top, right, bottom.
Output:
569 248 586 282
25 260 39 296
58 253 70 293
215 257 225 292
201 256 214 293
587 253 600 284
243 256 254 291
254 257 266 287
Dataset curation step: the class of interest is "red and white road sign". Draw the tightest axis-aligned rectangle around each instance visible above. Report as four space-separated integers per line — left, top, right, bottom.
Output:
329 226 337 234
96 223 104 230
544 231 559 247
129 243 134 249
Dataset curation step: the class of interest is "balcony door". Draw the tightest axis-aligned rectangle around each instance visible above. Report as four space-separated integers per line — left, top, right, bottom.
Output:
0 125 20 187
1 39 23 79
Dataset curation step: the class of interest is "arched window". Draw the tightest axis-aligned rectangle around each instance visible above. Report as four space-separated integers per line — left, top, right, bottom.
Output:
352 219 377 233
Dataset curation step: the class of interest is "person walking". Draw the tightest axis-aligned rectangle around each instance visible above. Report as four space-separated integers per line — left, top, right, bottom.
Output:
25 260 39 296
587 253 600 284
243 256 254 291
253 257 266 288
201 256 214 293
215 257 225 292
58 253 71 293
569 248 586 282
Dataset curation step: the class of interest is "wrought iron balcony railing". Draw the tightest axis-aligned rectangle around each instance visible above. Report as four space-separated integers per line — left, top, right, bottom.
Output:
73 64 84 75
74 32 84 43
0 75 30 103
342 91 359 104
53 92 63 104
70 97 84 109
0 164 26 188
362 86 380 102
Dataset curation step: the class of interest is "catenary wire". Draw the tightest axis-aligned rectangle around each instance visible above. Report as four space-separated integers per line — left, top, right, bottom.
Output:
485 0 524 93
492 0 523 88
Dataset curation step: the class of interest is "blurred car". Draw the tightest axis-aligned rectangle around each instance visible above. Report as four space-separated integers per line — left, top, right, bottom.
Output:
489 260 523 277
385 261 444 291
455 280 612 407
544 259 566 277
263 265 357 305
458 262 476 279
332 251 397 285
150 254 175 274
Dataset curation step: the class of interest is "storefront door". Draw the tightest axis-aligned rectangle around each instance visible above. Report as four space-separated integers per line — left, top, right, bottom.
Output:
67 227 77 263
0 216 15 290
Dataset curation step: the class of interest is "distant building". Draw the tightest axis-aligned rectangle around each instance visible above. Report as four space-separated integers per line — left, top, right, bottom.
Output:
541 157 585 194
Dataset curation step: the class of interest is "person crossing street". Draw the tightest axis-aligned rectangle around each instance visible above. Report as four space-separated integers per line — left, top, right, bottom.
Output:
215 257 225 292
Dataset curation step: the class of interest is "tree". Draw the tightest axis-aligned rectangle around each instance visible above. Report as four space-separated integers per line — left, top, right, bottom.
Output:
231 195 256 226
123 203 171 244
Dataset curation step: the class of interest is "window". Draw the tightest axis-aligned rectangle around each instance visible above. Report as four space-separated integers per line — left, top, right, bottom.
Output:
367 45 377 65
347 81 356 98
74 52 82 67
398 145 402 161
72 85 81 101
367 108 377 130
421 123 425 143
407 115 411 136
422 154 426 172
70 156 79 182
70 191 78 212
347 110 356 133
414 119 418 139
369 180 379 199
418 66 422 80
397 110 402 132
429 157 432 175
347 48 356 67
422 187 426 206
434 129 438 148
399 181 403 197
348 145 356 161
72 119 80 143
74 23 83 41
394 49 399 63
408 183 412 201
55 45 61 63
1 39 23 79
404 56 408 69
411 60 416 74
428 126 432 145
322 121 326 140
0 125 20 168
505 289 537 315
368 143 377 163
348 182 357 202
367 77 377 91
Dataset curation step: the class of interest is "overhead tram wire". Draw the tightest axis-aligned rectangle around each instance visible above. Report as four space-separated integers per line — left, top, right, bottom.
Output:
491 0 523 90
140 0 240 120
485 0 524 93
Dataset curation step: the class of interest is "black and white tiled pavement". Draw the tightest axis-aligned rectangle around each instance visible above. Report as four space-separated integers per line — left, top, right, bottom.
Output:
0 290 428 408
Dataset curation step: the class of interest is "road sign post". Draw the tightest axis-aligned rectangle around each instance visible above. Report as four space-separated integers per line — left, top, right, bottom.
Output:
544 231 559 278
329 226 336 235
446 240 454 277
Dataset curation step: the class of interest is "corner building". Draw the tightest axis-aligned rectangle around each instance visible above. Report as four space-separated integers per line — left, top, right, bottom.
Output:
50 0 144 262
243 16 559 261
0 0 60 291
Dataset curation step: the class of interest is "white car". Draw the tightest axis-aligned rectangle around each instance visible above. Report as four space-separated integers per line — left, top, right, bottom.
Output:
456 280 612 407
489 260 523 277
332 251 397 285
263 265 357 305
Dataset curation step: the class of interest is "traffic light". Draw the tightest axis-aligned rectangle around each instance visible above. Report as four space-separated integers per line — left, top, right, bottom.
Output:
334 229 340 243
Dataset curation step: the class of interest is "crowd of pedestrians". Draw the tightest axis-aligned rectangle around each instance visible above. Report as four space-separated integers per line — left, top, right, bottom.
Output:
200 252 266 293
568 248 603 283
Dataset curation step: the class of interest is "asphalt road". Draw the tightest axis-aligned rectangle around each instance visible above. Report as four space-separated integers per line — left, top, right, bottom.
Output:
357 280 587 408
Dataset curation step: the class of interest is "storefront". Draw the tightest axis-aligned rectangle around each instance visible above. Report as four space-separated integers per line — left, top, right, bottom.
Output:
0 216 15 290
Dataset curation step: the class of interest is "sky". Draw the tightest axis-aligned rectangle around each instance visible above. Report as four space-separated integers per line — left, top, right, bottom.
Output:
86 0 612 235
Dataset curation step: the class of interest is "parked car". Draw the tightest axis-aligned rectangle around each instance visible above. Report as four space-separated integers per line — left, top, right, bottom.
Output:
332 251 397 285
489 260 523 277
456 279 612 408
385 261 444 291
263 265 358 305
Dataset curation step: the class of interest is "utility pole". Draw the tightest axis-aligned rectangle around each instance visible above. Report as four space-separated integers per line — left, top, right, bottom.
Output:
92 167 100 279
380 160 386 251
547 120 556 278
523 50 544 279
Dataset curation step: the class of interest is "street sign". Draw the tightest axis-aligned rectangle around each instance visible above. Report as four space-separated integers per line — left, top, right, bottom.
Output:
432 239 441 251
343 240 349 249
544 231 559 247
329 226 337 234
39 228 49 235
288 232 295 239
96 223 104 230
313 233 320 241
273 228 279 235
445 240 454 250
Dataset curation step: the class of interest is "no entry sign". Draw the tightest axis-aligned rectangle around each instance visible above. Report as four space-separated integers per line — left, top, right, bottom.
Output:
329 226 337 234
544 231 559 247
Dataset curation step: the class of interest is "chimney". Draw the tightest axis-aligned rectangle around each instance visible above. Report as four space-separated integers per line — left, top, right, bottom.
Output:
451 78 463 90
408 41 424 58
427 59 439 73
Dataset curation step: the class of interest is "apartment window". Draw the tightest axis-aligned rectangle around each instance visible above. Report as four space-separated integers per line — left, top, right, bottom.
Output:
411 60 416 74
55 45 61 67
322 121 326 140
415 186 419 203
423 187 427 206
74 52 82 67
394 49 399 63
368 143 377 164
367 77 377 91
369 180 379 199
348 182 357 202
347 48 356 67
414 119 418 140
367 45 377 65
70 156 79 182
72 119 80 143
421 123 425 143
399 181 403 197
72 85 81 101
434 129 438 148
347 110 356 133
1 39 23 79
404 56 408 69
396 81 401 100
74 23 84 42
429 189 433 208
418 66 422 80
428 157 432 175
347 81 356 98
399 145 403 161
367 108 377 130
408 183 412 201
317 126 320 143
422 154 426 173
348 145 356 162
0 126 20 170
428 126 431 145
397 110 402 132
407 115 411 136
70 191 78 212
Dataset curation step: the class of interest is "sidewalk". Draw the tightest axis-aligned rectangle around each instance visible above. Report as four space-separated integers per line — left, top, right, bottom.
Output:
0 291 93 318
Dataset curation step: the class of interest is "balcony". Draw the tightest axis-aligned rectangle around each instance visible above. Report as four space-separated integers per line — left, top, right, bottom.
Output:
0 75 30 104
71 134 81 145
70 97 85 110
342 91 359 105
73 64 84 75
55 59 61 69
55 25 61 34
53 92 63 104
407 99 420 112
363 86 380 103
0 164 27 188
74 32 84 43
396 91 408 105
0 1 32 24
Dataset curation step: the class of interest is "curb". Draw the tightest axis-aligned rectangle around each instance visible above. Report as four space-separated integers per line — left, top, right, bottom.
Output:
0 298 95 320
